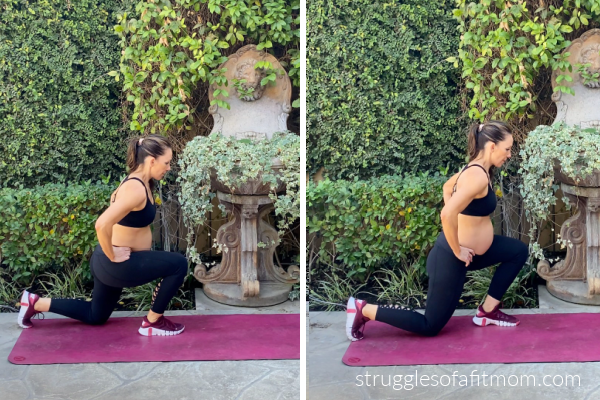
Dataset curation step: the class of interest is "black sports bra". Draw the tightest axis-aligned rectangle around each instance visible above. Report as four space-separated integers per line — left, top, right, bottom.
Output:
452 164 496 217
112 176 156 228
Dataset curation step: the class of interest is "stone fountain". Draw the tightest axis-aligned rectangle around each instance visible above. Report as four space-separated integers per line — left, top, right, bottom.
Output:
193 45 299 306
537 29 600 304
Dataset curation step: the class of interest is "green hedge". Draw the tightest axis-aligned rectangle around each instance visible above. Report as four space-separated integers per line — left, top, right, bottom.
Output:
307 0 466 179
0 182 115 284
0 0 134 188
308 173 446 280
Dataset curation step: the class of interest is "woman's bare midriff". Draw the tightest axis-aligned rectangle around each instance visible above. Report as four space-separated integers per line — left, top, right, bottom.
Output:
457 215 494 255
111 224 152 252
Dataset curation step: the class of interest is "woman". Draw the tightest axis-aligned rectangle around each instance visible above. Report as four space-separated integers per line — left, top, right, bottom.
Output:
17 134 188 336
346 121 529 341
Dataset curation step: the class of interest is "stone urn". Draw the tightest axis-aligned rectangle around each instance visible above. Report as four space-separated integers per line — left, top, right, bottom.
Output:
193 45 299 306
537 29 600 304
553 159 600 187
209 158 286 195
539 166 600 304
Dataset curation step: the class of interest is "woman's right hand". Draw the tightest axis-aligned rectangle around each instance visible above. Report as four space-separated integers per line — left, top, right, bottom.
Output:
111 246 131 263
455 246 475 267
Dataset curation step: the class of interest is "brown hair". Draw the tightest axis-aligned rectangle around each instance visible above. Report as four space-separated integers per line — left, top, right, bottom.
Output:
468 120 511 162
126 134 172 193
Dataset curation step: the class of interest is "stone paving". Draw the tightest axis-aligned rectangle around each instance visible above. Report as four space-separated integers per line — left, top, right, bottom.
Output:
0 290 300 400
308 286 600 400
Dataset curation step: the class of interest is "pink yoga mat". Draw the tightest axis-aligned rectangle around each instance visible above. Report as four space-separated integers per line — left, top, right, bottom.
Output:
9 314 299 365
343 313 600 366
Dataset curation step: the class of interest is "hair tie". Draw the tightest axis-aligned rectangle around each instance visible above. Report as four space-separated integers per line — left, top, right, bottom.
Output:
478 124 484 133
138 138 144 146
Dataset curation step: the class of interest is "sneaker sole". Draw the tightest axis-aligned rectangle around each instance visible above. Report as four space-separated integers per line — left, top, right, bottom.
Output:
345 297 361 342
473 316 519 327
138 326 185 336
17 291 32 329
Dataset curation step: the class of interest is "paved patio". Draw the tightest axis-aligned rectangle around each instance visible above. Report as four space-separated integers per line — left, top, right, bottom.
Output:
308 285 600 400
0 290 300 400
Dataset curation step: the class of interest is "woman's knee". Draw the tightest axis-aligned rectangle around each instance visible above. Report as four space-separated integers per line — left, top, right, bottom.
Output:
174 254 189 278
514 241 529 265
503 237 528 264
421 325 443 337
88 314 110 326
420 318 446 337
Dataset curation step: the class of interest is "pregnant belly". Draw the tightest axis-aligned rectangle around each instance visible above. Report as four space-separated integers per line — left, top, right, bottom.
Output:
457 215 494 255
111 225 152 252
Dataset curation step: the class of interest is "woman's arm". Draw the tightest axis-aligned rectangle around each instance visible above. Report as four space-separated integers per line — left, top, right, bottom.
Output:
442 173 459 205
440 169 489 257
95 181 146 261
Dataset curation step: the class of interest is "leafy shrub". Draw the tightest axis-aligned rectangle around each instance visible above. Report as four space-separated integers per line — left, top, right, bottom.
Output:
0 0 135 188
307 0 466 179
308 172 447 281
0 181 114 284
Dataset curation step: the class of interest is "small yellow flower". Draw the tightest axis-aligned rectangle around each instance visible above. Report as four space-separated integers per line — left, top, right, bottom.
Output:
399 210 405 216
155 196 162 206
386 224 391 230
119 301 124 305
71 214 75 219
459 299 464 303
62 217 68 222
49 229 54 235
408 207 412 213
495 188 503 198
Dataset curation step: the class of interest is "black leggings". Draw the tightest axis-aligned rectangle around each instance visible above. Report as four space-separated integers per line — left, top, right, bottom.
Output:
375 232 528 336
49 244 188 325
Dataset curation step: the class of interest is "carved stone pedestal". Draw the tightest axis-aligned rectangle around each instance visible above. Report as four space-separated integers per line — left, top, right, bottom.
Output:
194 192 299 307
538 183 600 304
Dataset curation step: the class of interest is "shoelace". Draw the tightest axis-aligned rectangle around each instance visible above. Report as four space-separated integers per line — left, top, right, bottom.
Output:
32 313 45 321
493 310 515 321
153 316 177 330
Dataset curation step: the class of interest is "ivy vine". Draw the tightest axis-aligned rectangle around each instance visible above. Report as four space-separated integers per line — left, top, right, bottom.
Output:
111 0 299 136
519 123 600 261
451 0 600 121
177 131 299 265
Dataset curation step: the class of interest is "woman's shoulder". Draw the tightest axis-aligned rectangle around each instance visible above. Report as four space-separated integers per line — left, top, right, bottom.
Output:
111 178 148 204
459 165 490 187
446 165 487 191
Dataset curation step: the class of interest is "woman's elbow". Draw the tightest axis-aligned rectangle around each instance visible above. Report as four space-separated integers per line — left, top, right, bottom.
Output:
440 208 449 222
440 207 455 223
95 218 108 231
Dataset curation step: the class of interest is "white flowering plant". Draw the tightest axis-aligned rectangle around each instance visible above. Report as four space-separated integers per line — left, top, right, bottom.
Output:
519 123 600 261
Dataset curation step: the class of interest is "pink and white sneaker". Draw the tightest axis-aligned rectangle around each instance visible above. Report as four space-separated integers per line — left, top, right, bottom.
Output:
346 297 369 341
17 290 43 329
472 303 520 327
138 315 185 336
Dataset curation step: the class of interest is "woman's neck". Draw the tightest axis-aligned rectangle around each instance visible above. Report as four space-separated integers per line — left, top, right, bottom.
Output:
470 157 492 172
130 170 150 184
